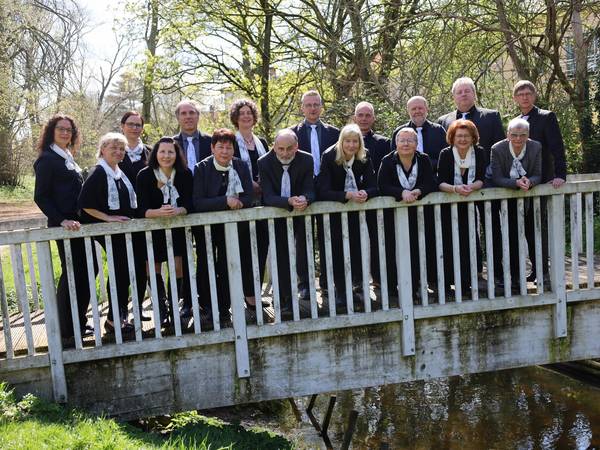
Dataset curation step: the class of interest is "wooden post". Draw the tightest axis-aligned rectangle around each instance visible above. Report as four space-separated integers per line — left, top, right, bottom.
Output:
36 241 67 403
395 208 415 356
225 222 250 378
548 194 567 338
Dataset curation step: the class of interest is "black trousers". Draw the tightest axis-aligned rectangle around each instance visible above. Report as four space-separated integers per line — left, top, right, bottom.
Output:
95 232 147 323
271 217 308 303
55 237 98 338
329 211 377 299
238 220 269 298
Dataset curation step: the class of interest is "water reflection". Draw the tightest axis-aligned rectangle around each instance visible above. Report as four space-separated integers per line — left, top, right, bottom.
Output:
277 367 600 449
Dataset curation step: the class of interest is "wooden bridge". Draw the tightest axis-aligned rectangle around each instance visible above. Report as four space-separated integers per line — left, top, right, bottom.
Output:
0 177 599 420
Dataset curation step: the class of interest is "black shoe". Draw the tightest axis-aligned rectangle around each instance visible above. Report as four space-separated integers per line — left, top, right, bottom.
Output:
81 324 94 337
298 288 310 300
180 306 193 319
526 272 537 283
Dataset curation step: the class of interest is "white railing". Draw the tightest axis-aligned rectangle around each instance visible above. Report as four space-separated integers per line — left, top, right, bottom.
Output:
0 176 599 403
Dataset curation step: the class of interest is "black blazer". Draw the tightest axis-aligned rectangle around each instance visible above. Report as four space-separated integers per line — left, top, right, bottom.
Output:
436 145 486 186
362 130 391 174
391 120 447 172
291 120 340 161
173 131 212 164
192 156 253 212
119 144 151 186
258 150 316 211
33 148 84 227
233 136 269 182
135 166 193 218
377 151 437 201
316 146 378 202
437 105 505 156
518 105 566 182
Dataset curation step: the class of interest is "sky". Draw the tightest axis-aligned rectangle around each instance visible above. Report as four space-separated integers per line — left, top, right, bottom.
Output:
78 0 122 64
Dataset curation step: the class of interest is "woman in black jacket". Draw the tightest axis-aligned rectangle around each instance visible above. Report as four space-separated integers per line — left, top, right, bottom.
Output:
317 124 378 307
33 114 96 342
119 111 151 184
378 127 437 302
136 137 193 327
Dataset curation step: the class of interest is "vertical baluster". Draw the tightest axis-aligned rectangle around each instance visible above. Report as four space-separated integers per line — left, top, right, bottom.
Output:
84 238 102 346
576 192 583 254
184 227 201 333
376 209 389 310
394 208 415 356
9 246 21 313
548 194 567 337
304 216 318 319
533 197 544 294
286 217 300 321
359 211 371 313
105 235 123 344
323 214 336 317
570 194 580 290
484 201 495 299
125 233 142 342
341 212 353 315
434 204 446 305
10 244 34 354
204 225 221 330
267 219 281 323
25 243 39 310
63 239 82 349
416 206 428 306
585 193 594 289
467 202 479 300
517 199 527 296
249 221 264 325
165 229 182 336
95 241 108 304
450 203 462 303
500 199 511 296
0 255 14 358
145 231 162 339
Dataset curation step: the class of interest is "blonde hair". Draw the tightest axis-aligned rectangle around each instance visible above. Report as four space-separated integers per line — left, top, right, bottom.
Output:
334 124 366 165
96 132 127 158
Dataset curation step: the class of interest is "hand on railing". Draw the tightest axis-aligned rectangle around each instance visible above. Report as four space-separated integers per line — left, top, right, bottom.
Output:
345 190 368 203
60 219 81 231
227 196 244 210
288 195 308 211
550 177 565 188
147 205 184 217
402 189 421 203
516 177 532 191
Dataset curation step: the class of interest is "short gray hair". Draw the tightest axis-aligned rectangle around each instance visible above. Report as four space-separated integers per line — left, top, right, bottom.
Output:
354 101 374 114
175 99 200 117
451 77 476 95
96 132 127 158
395 127 418 144
407 96 428 108
301 90 321 104
507 117 530 133
274 128 298 144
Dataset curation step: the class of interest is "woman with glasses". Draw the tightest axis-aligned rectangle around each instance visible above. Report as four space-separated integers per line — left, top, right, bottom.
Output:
34 114 97 345
135 137 193 327
119 111 151 185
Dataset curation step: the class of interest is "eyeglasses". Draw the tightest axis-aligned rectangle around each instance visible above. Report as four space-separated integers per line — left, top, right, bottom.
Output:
515 91 534 98
509 133 528 138
397 139 416 145
56 126 73 134
125 122 143 129
303 103 322 108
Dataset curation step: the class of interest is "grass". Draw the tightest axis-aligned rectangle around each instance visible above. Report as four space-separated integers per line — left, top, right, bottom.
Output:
0 175 35 203
0 383 293 450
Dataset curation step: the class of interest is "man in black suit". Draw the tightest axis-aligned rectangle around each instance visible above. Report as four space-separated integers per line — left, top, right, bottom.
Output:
173 100 212 175
437 77 505 160
513 80 567 283
353 101 390 173
291 90 339 297
258 129 315 315
291 90 340 176
392 96 447 174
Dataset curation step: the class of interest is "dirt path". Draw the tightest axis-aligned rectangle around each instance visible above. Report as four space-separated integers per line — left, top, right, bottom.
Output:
0 201 43 223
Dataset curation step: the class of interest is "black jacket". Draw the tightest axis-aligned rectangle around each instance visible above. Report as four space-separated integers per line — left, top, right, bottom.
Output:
258 150 315 211
436 145 486 186
362 130 391 174
192 156 253 212
377 151 437 201
391 120 447 173
316 146 378 202
119 144 151 186
291 120 340 165
33 148 84 227
135 166 193 218
173 131 212 165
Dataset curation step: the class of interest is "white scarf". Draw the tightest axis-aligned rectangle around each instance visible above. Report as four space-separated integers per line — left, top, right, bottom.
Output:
97 158 137 210
153 168 179 206
396 157 418 190
51 143 81 173
235 131 267 178
509 142 527 179
125 140 145 163
452 145 476 185
213 158 245 198
343 157 358 192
